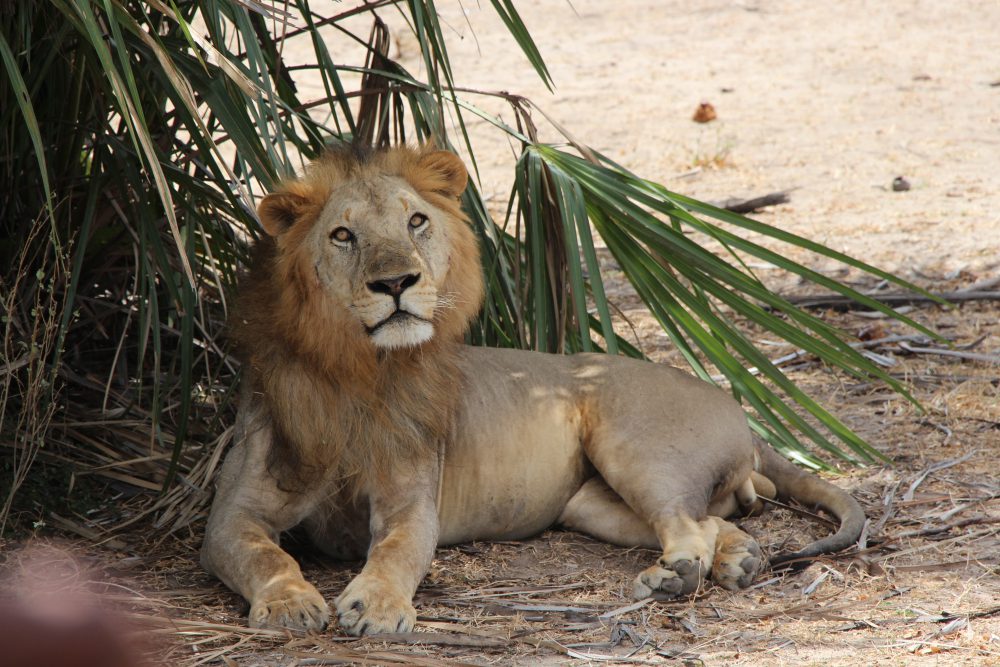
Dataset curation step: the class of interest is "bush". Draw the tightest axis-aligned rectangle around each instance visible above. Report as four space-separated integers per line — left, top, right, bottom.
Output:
0 0 933 534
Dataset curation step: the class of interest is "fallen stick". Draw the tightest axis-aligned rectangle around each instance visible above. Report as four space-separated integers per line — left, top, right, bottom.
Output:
897 342 1000 364
892 514 1000 540
967 605 1000 620
714 191 791 214
599 598 653 620
962 275 1000 291
783 290 1000 310
361 632 507 649
901 451 975 501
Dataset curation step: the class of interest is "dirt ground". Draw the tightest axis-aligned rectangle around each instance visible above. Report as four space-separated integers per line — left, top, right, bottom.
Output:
4 1 1000 665
423 0 1000 280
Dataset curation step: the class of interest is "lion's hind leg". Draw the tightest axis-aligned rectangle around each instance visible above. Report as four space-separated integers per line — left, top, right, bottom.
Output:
632 515 764 598
707 472 776 518
633 474 766 598
558 477 659 548
632 513 719 598
559 478 751 597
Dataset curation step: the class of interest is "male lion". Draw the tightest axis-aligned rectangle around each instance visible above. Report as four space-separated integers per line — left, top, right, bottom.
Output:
202 144 865 636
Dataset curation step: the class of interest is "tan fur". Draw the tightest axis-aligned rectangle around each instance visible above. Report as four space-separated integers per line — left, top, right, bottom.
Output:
227 145 480 493
201 145 865 636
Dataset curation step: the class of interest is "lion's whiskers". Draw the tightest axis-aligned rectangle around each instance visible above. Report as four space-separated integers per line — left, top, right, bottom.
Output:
436 291 468 311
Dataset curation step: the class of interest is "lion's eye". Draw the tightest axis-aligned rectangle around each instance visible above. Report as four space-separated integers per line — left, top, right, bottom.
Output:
330 227 354 244
408 213 429 231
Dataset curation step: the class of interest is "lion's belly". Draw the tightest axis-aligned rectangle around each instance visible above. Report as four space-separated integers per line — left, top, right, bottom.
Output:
436 350 591 544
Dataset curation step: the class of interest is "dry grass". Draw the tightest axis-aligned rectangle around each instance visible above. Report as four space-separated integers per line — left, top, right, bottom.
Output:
0 216 71 532
2 288 999 666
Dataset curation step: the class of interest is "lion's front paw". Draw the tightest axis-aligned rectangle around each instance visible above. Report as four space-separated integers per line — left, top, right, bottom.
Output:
335 576 416 636
249 579 330 632
633 553 708 599
711 531 764 591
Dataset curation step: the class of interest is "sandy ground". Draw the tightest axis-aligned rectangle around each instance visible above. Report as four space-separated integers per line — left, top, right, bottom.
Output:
404 0 1000 281
4 1 1000 665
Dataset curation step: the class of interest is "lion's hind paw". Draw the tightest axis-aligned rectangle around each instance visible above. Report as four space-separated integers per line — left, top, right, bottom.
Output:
633 554 707 599
711 531 764 591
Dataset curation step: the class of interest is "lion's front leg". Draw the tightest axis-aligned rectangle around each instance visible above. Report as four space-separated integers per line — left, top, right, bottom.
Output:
211 523 330 632
201 418 329 632
335 474 439 636
203 505 331 632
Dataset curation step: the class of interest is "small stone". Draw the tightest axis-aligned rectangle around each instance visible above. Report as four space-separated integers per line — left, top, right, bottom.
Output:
692 102 717 123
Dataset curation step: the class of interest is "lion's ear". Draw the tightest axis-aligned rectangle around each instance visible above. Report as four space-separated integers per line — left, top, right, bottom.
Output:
257 191 309 237
418 150 468 198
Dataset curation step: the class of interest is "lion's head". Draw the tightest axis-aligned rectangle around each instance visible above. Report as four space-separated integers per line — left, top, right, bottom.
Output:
231 145 483 490
241 144 484 374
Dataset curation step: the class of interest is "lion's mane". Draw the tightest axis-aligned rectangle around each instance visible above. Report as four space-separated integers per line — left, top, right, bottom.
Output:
230 144 484 492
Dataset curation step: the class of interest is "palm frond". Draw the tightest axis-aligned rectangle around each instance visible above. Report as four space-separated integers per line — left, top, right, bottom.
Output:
0 0 932 532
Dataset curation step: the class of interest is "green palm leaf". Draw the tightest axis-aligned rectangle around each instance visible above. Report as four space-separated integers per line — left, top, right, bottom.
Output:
2 0 934 530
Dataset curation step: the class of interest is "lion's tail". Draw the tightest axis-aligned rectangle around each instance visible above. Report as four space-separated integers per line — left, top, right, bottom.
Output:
754 441 866 568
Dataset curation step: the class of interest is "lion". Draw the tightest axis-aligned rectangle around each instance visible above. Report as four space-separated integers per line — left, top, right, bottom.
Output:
201 143 865 636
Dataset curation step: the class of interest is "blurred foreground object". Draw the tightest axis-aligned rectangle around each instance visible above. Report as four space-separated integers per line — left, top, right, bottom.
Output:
0 544 144 667
0 602 141 667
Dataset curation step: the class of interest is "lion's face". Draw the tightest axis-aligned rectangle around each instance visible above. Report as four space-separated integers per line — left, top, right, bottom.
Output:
255 147 483 353
307 175 453 349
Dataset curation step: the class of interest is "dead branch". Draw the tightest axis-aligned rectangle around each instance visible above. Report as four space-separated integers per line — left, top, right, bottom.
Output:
897 342 1000 364
713 191 792 214
783 290 1000 310
892 515 1000 540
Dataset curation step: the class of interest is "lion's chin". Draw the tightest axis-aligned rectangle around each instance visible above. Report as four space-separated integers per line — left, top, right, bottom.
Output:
369 314 435 350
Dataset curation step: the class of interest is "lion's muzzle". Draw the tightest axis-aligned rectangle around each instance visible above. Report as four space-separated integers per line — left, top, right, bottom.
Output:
362 272 435 348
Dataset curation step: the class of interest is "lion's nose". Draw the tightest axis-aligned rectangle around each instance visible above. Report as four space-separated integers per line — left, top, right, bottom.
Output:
367 273 420 298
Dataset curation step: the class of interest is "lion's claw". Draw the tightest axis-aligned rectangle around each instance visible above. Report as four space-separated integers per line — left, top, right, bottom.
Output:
335 577 416 636
249 580 329 632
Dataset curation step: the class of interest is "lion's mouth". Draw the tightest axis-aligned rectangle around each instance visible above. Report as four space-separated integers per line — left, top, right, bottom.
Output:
365 309 430 335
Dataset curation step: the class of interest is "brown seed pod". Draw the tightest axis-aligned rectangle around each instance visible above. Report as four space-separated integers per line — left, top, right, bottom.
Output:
692 102 717 123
